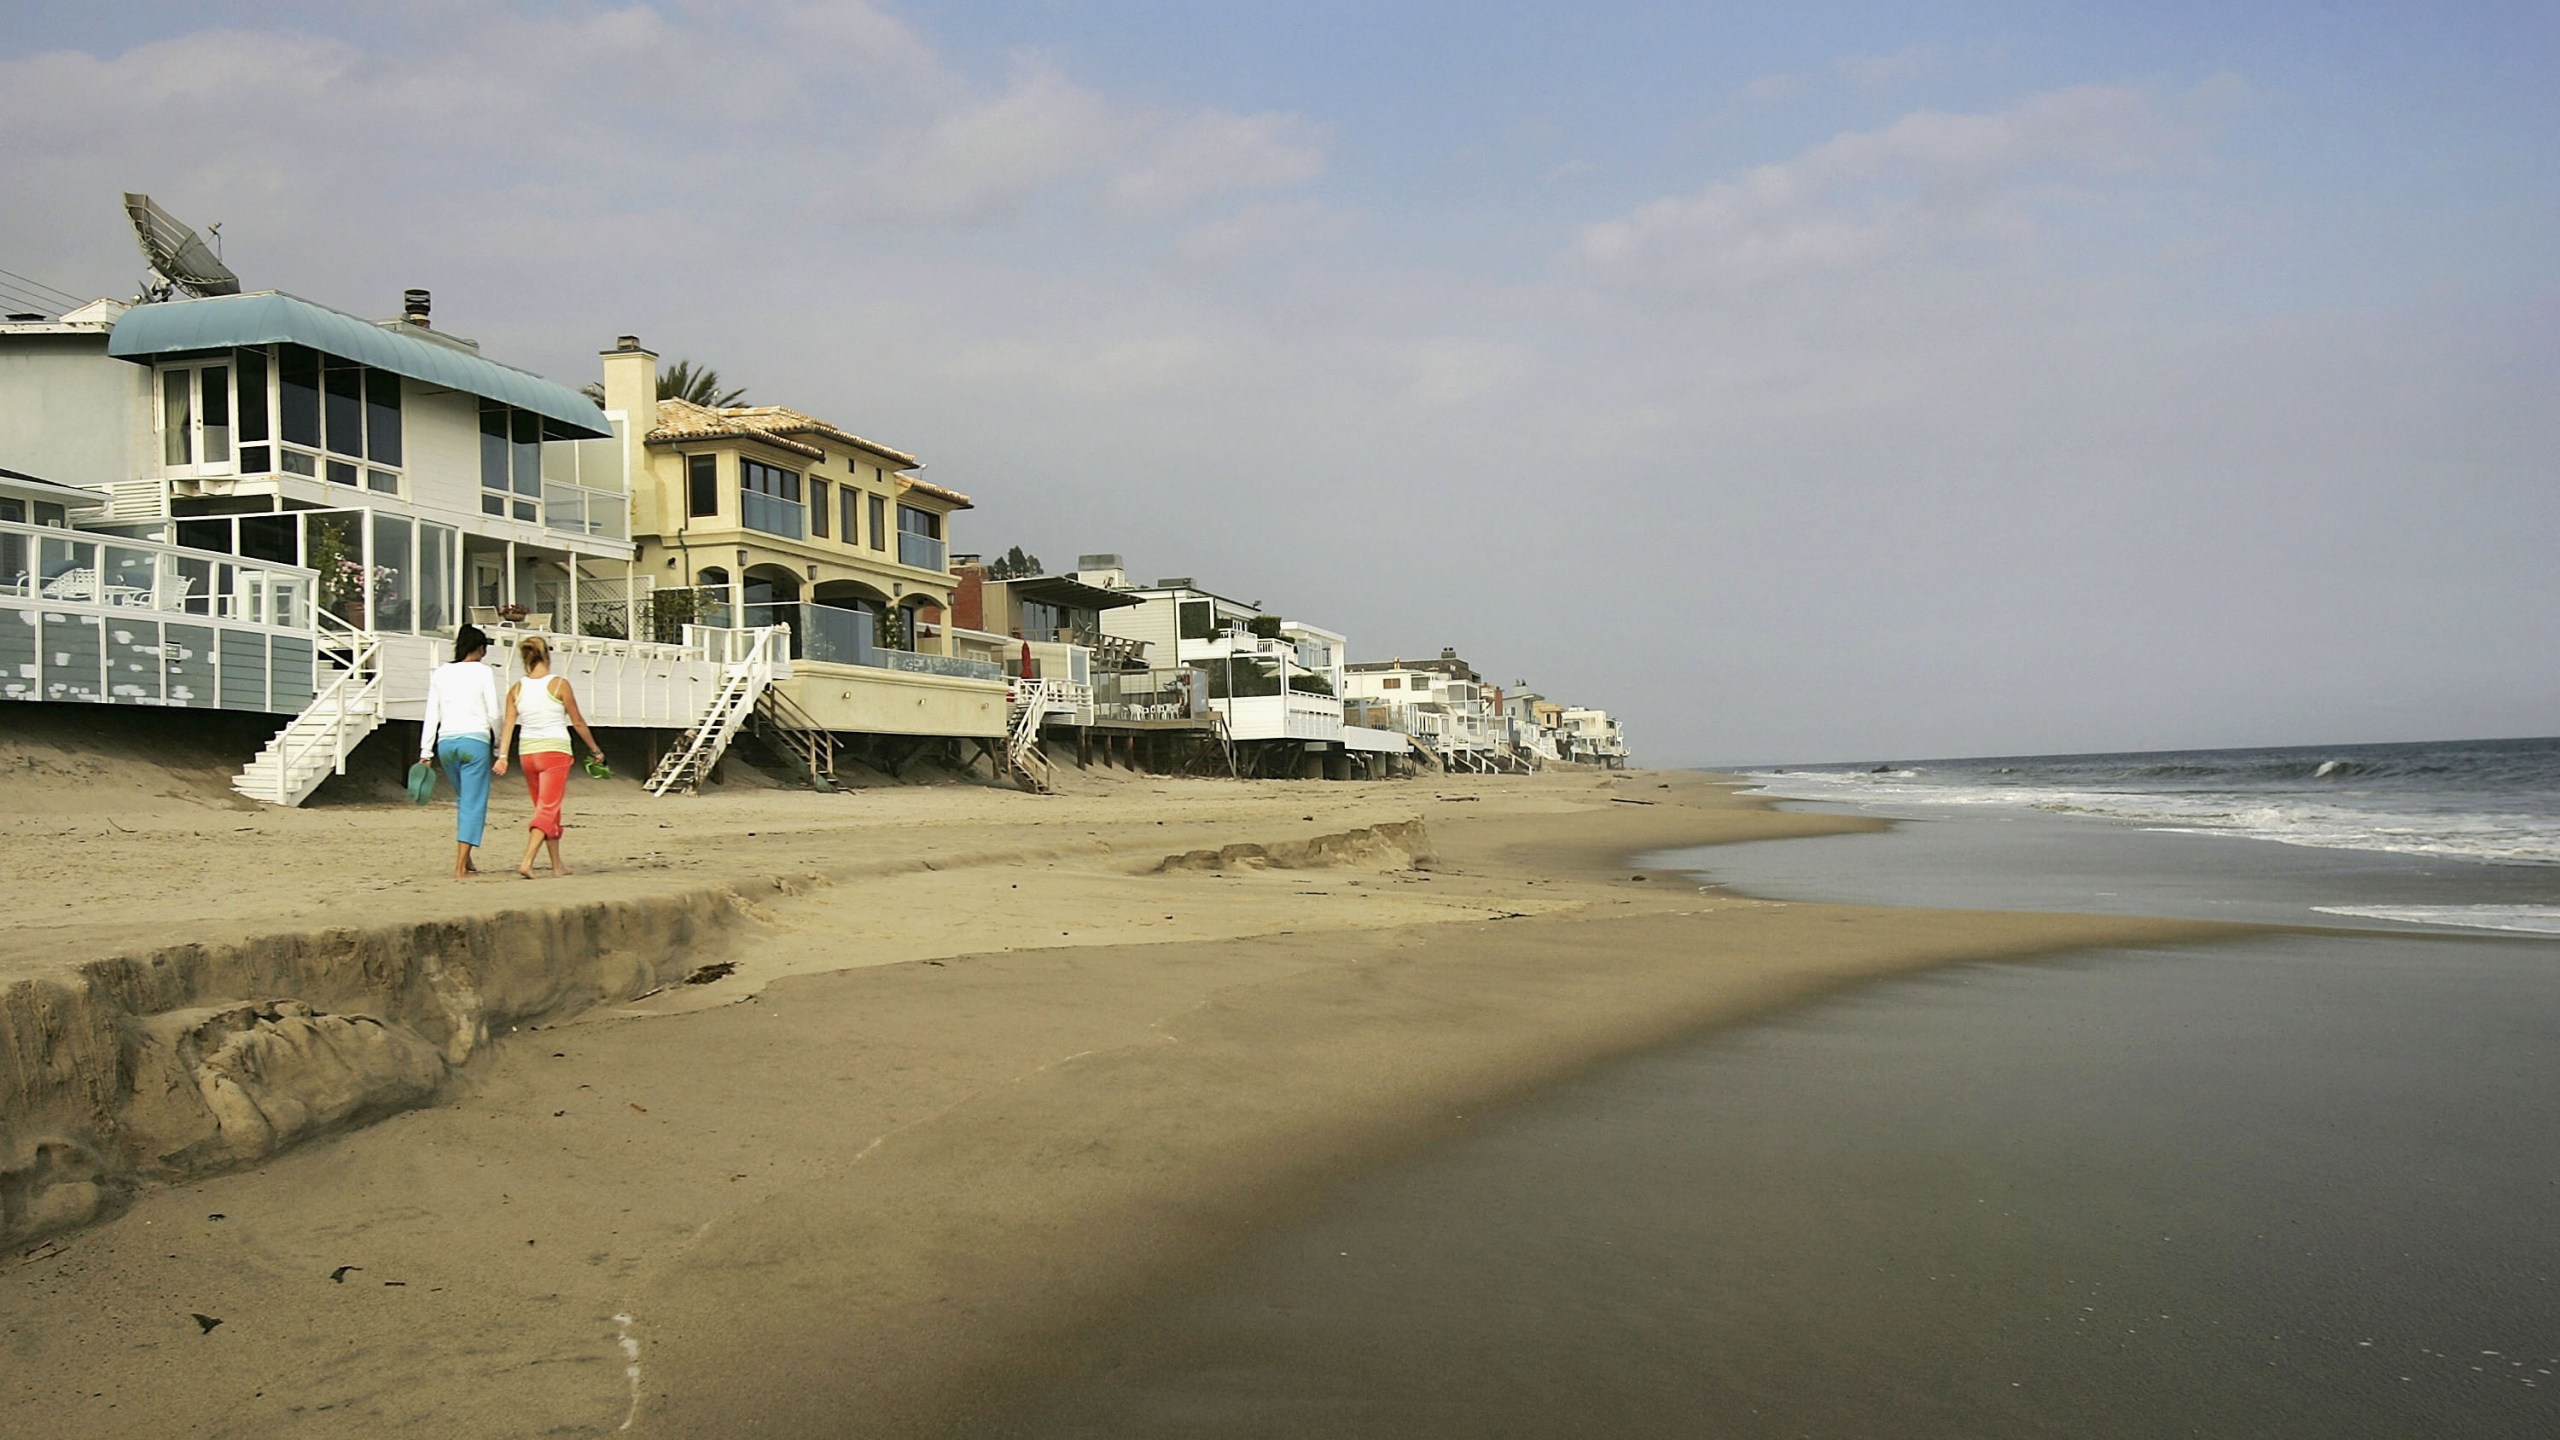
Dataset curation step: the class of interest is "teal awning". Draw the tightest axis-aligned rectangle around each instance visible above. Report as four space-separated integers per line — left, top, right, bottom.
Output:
106 291 612 439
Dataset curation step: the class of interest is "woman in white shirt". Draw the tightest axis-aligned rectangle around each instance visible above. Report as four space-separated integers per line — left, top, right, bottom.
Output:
420 624 502 879
494 635 608 879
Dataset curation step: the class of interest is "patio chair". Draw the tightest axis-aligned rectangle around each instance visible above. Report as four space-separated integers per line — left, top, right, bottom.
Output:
40 568 98 602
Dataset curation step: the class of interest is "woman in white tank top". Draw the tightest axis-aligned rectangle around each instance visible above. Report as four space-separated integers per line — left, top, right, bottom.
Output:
494 635 607 879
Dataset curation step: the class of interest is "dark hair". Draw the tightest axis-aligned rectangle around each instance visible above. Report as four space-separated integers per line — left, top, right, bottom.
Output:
454 624 489 662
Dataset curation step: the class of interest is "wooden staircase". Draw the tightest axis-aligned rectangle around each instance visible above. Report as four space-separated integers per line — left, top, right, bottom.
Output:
232 620 383 807
645 628 787 797
751 684 839 792
1006 680 1055 793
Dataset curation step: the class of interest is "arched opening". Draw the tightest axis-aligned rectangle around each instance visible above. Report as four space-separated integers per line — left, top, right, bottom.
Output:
805 579 889 663
897 592 947 654
690 565 734 630
742 564 803 652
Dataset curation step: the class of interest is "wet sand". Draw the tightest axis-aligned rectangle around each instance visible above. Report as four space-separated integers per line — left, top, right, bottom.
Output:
0 741 2265 1438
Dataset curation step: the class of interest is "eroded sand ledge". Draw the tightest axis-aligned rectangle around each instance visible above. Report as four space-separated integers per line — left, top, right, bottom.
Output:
0 884 751 1246
1 770 2261 1438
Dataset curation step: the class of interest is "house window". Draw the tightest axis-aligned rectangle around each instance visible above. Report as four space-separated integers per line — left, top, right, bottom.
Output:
809 478 830 538
277 346 321 448
238 345 401 487
323 360 364 457
739 458 804 539
686 455 718 518
1381 677 1401 689
479 402 541 520
868 494 886 551
364 371 402 466
1177 601 1214 640
895 504 945 570
158 363 238 470
235 347 270 473
840 487 858 545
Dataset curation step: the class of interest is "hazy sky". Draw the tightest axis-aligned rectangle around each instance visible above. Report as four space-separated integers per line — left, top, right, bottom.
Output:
3 1 2551 764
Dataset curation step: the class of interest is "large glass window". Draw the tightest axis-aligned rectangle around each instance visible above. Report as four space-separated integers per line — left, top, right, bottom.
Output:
323 361 364 457
1178 600 1213 640
895 504 944 571
200 364 229 463
868 494 886 551
840 487 858 544
809 479 830 538
235 350 269 443
277 345 321 447
364 370 402 466
740 459 803 539
480 403 541 521
511 411 540 508
687 455 719 517
372 511 414 632
741 458 800 502
480 404 508 514
419 522 455 633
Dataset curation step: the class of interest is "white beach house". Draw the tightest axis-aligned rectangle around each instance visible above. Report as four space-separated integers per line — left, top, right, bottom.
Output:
0 288 747 803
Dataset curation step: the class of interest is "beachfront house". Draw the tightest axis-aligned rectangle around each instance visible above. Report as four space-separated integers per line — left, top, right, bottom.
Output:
1560 707 1630 768
0 287 739 803
1344 648 1504 771
1056 556 1403 778
598 339 1007 768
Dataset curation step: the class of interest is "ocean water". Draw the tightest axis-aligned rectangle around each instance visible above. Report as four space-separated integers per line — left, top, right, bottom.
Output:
949 739 2560 1439
1731 736 2560 934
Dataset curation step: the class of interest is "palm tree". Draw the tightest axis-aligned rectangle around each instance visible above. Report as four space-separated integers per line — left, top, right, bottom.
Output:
581 358 747 408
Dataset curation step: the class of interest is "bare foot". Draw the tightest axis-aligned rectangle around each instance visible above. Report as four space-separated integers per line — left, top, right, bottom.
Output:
517 866 538 879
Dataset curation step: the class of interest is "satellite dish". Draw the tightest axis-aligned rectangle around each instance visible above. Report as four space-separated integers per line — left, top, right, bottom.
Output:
123 192 240 301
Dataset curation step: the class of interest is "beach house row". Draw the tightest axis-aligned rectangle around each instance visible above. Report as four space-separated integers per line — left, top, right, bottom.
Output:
1 230 1626 793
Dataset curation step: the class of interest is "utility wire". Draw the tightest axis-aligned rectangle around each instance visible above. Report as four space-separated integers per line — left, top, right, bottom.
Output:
0 280 71 316
0 264 85 307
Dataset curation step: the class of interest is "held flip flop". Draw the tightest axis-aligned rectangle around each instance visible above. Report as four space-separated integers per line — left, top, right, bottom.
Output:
406 761 437 804
582 757 613 781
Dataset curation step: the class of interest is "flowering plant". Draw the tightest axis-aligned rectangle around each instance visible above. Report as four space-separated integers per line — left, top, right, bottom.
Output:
327 557 397 604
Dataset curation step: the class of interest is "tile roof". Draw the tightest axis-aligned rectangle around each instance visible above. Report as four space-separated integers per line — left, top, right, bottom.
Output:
644 398 920 468
898 475 973 509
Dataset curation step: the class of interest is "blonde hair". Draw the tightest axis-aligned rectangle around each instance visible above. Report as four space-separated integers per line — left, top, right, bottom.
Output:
517 635 551 670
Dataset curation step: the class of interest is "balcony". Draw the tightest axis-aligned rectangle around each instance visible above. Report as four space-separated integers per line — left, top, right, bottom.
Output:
3 519 314 628
897 530 947 572
796 603 1001 681
741 490 806 540
542 481 630 541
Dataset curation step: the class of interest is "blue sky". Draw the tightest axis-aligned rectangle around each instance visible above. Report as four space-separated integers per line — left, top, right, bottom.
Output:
1 2 2552 761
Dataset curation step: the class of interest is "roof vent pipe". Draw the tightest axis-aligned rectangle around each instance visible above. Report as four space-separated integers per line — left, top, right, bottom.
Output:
402 289 431 327
616 334 642 351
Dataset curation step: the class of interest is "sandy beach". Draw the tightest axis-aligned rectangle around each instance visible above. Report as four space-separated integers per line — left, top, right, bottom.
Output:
0 727 2263 1438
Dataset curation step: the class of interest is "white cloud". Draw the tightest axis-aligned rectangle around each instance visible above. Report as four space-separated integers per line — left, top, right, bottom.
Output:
1106 110 1327 218
1573 84 2209 293
863 62 1130 221
1836 41 1952 87
1738 72 1798 103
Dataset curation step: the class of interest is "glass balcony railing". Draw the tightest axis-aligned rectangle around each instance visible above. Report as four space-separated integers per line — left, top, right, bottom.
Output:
793 603 999 680
2 518 314 629
897 530 947 572
741 490 806 540
542 482 630 541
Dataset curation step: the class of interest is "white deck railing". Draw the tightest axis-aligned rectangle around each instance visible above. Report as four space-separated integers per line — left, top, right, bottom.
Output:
0 517 315 627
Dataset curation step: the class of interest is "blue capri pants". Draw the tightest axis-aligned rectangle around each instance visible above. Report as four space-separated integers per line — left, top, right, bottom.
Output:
437 734 496 846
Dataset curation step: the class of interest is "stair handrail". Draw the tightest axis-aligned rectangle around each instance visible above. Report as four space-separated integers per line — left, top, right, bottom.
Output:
644 626 793 797
267 611 381 803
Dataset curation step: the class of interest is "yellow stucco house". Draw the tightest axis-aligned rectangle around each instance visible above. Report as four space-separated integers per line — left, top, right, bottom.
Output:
597 337 1004 744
